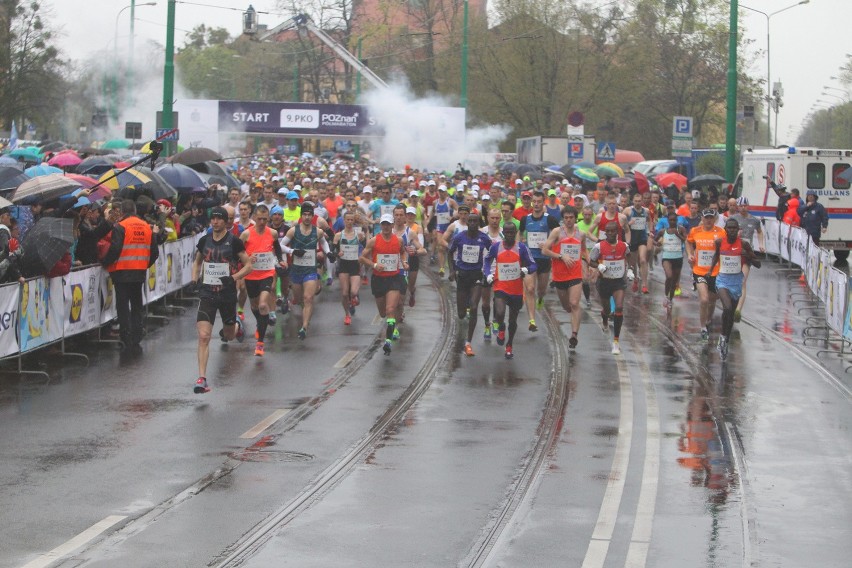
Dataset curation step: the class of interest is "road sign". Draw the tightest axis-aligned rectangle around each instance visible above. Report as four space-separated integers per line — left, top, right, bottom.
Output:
125 122 142 140
568 111 584 127
597 141 615 161
672 135 692 157
672 116 693 137
155 128 179 141
568 140 584 159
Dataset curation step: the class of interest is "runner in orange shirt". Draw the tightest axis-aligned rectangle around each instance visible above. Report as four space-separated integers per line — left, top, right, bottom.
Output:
686 209 726 341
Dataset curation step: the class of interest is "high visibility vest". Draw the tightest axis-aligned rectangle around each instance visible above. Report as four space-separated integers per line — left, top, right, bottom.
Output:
108 216 152 272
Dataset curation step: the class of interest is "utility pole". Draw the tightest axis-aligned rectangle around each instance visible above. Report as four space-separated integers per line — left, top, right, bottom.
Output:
460 0 468 109
725 0 738 181
161 0 176 155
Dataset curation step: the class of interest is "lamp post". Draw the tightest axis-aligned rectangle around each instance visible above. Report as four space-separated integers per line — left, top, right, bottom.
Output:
822 87 850 103
724 0 738 181
161 0 176 156
460 0 469 110
741 1 810 146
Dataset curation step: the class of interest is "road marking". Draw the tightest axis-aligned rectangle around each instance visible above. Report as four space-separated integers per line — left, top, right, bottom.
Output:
626 347 661 568
21 515 126 568
239 409 291 439
334 350 359 369
371 314 383 325
582 356 633 568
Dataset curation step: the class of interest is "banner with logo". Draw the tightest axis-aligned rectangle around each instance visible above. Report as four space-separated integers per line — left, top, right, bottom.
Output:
100 270 117 324
0 283 20 358
19 277 64 353
843 277 852 343
163 240 181 294
144 245 167 304
789 226 807 268
764 219 780 257
779 223 791 262
806 237 821 295
819 249 833 302
825 267 847 336
64 267 102 337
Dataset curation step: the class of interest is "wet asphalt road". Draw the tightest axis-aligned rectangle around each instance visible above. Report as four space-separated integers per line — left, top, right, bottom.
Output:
0 255 849 568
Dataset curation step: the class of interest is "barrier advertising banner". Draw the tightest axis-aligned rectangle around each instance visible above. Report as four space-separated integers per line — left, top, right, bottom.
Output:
100 270 117 324
826 267 847 336
789 226 807 268
0 283 20 358
779 223 791 261
144 246 167 304
843 278 852 343
819 249 833 302
764 219 781 256
64 267 102 336
19 277 64 353
806 237 821 295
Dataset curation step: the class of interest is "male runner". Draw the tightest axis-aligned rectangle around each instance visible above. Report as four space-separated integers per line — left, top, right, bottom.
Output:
686 209 726 340
622 192 651 294
589 222 628 355
542 206 587 348
519 191 559 331
447 213 492 356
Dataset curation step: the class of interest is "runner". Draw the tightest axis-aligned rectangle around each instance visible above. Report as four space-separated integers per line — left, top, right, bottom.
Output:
404 206 426 307
519 191 559 331
654 211 687 309
622 192 651 294
447 213 492 356
483 223 537 359
576 203 598 309
480 208 504 340
433 185 458 277
391 204 425 331
729 196 765 322
332 208 366 325
239 204 286 357
542 206 587 348
589 222 629 355
234 201 255 321
686 209 726 340
280 202 329 339
710 218 761 360
190 207 253 393
360 213 409 355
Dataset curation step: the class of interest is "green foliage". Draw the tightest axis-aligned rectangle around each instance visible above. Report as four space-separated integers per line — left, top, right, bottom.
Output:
695 152 725 176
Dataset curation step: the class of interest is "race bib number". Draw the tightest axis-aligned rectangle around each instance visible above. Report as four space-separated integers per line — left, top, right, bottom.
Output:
376 253 399 271
436 211 451 226
461 244 481 264
603 259 625 279
697 249 714 267
560 243 581 260
380 204 395 217
720 254 741 274
497 262 521 281
293 249 316 267
253 252 275 271
629 217 647 231
340 243 359 261
527 231 547 249
662 236 682 253
202 262 229 285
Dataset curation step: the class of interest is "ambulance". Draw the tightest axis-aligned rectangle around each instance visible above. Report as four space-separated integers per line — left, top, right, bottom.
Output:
733 147 852 260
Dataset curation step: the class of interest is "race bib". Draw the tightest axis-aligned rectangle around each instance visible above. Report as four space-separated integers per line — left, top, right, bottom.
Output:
629 217 647 231
662 235 682 253
202 262 229 285
697 249 714 268
380 204 395 217
497 262 521 281
527 231 547 249
603 259 625 279
340 243 359 261
560 243 581 260
376 253 399 271
253 251 275 271
293 249 316 267
461 244 481 264
720 254 741 274
436 211 450 226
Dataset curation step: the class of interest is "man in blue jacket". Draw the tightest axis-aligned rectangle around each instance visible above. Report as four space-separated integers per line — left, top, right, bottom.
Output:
797 190 828 245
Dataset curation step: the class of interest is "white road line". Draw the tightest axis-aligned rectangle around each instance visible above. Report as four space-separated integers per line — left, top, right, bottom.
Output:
371 314 383 325
21 515 126 568
582 357 633 568
239 409 291 439
334 350 359 369
626 348 661 568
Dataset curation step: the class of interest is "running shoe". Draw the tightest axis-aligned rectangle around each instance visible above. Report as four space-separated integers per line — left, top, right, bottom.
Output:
492 321 499 334
528 319 538 332
464 343 475 357
627 268 635 281
280 301 290 315
298 327 307 340
430 255 436 265
718 336 729 361
409 292 415 307
585 299 592 309
235 319 245 343
642 286 649 294
674 286 682 297
536 297 544 309
504 345 514 359
194 377 210 394
392 328 400 341
496 329 506 346
601 312 609 332
568 335 578 349
439 269 445 277
733 309 742 323
483 325 492 340
700 327 709 342
632 280 639 293
352 294 360 307
237 310 245 322
344 315 351 325
326 276 333 286
611 340 621 355
219 328 229 343
254 341 264 357
349 304 356 316
663 298 671 309
383 339 392 355
268 312 277 325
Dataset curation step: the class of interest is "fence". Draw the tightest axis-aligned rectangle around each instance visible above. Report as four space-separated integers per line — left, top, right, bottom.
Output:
0 235 199 377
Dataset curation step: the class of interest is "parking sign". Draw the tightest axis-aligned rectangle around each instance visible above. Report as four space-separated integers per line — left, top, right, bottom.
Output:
672 116 693 137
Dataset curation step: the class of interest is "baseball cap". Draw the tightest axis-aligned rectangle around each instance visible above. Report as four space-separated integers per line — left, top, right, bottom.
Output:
409 190 420 197
405 206 417 215
457 204 470 213
547 189 557 196
380 213 393 224
736 196 749 206
210 206 228 220
521 191 532 198
362 185 373 194
428 180 436 186
293 184 302 191
664 199 676 206
481 194 491 201
408 176 414 181
286 191 299 200
277 187 288 195
702 209 716 217
270 205 284 216
438 184 448 192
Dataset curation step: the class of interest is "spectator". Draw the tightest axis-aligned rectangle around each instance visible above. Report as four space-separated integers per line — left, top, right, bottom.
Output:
76 202 112 266
798 190 828 245
782 189 801 226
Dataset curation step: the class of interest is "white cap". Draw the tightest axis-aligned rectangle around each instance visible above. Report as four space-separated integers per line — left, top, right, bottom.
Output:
408 176 414 181
409 190 420 197
362 185 373 193
492 182 502 188
293 184 302 191
405 206 417 215
438 184 448 192
471 184 480 191
380 213 393 224
314 177 322 183
542 184 551 190
473 178 480 183
481 193 491 200
428 180 436 186
460 180 468 186
277 188 288 195
471 191 479 198
271 176 279 181
419 180 427 187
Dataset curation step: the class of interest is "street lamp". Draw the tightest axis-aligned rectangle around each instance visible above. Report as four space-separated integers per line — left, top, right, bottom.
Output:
741 0 810 146
823 86 850 102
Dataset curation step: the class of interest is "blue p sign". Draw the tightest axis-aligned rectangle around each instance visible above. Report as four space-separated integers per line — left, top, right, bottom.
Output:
673 116 693 136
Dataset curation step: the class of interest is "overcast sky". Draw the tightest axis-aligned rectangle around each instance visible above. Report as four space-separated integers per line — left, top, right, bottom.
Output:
47 0 851 151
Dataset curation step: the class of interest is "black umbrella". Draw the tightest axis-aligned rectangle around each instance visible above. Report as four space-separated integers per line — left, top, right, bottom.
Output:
170 147 222 166
155 163 207 192
39 141 67 153
133 166 179 201
688 174 727 187
0 167 30 191
20 218 75 276
514 164 540 177
499 162 519 172
188 160 239 189
77 156 115 176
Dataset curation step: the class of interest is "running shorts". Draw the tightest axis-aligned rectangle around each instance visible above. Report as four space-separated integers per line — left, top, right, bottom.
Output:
494 290 523 310
371 273 405 297
533 257 551 274
693 272 717 294
554 278 583 290
291 271 319 286
597 277 627 297
336 259 361 277
197 297 237 326
245 277 273 298
715 273 743 300
456 269 483 291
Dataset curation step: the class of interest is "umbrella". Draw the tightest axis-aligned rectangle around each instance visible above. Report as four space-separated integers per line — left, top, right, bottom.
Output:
545 165 564 175
63 174 112 201
98 167 152 191
47 152 82 168
596 163 624 178
155 163 207 191
533 160 556 169
12 173 82 204
24 164 63 177
571 160 596 169
633 171 650 194
514 164 539 177
133 167 178 201
170 146 222 165
499 162 519 172
688 173 727 186
654 172 688 189
7 147 42 160
839 167 852 183
0 167 29 190
39 141 68 153
201 161 239 188
80 147 115 156
0 156 21 167
0 195 12 209
19 217 75 276
102 139 130 150
608 177 634 189
572 167 600 183
77 156 117 176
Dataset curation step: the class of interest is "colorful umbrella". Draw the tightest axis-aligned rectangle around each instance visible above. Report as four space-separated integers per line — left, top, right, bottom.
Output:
608 177 634 189
48 152 82 168
655 172 688 189
25 164 63 177
64 173 112 201
97 168 152 191
102 139 130 150
12 173 82 204
7 147 42 160
0 156 21 167
596 163 624 178
572 167 600 183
